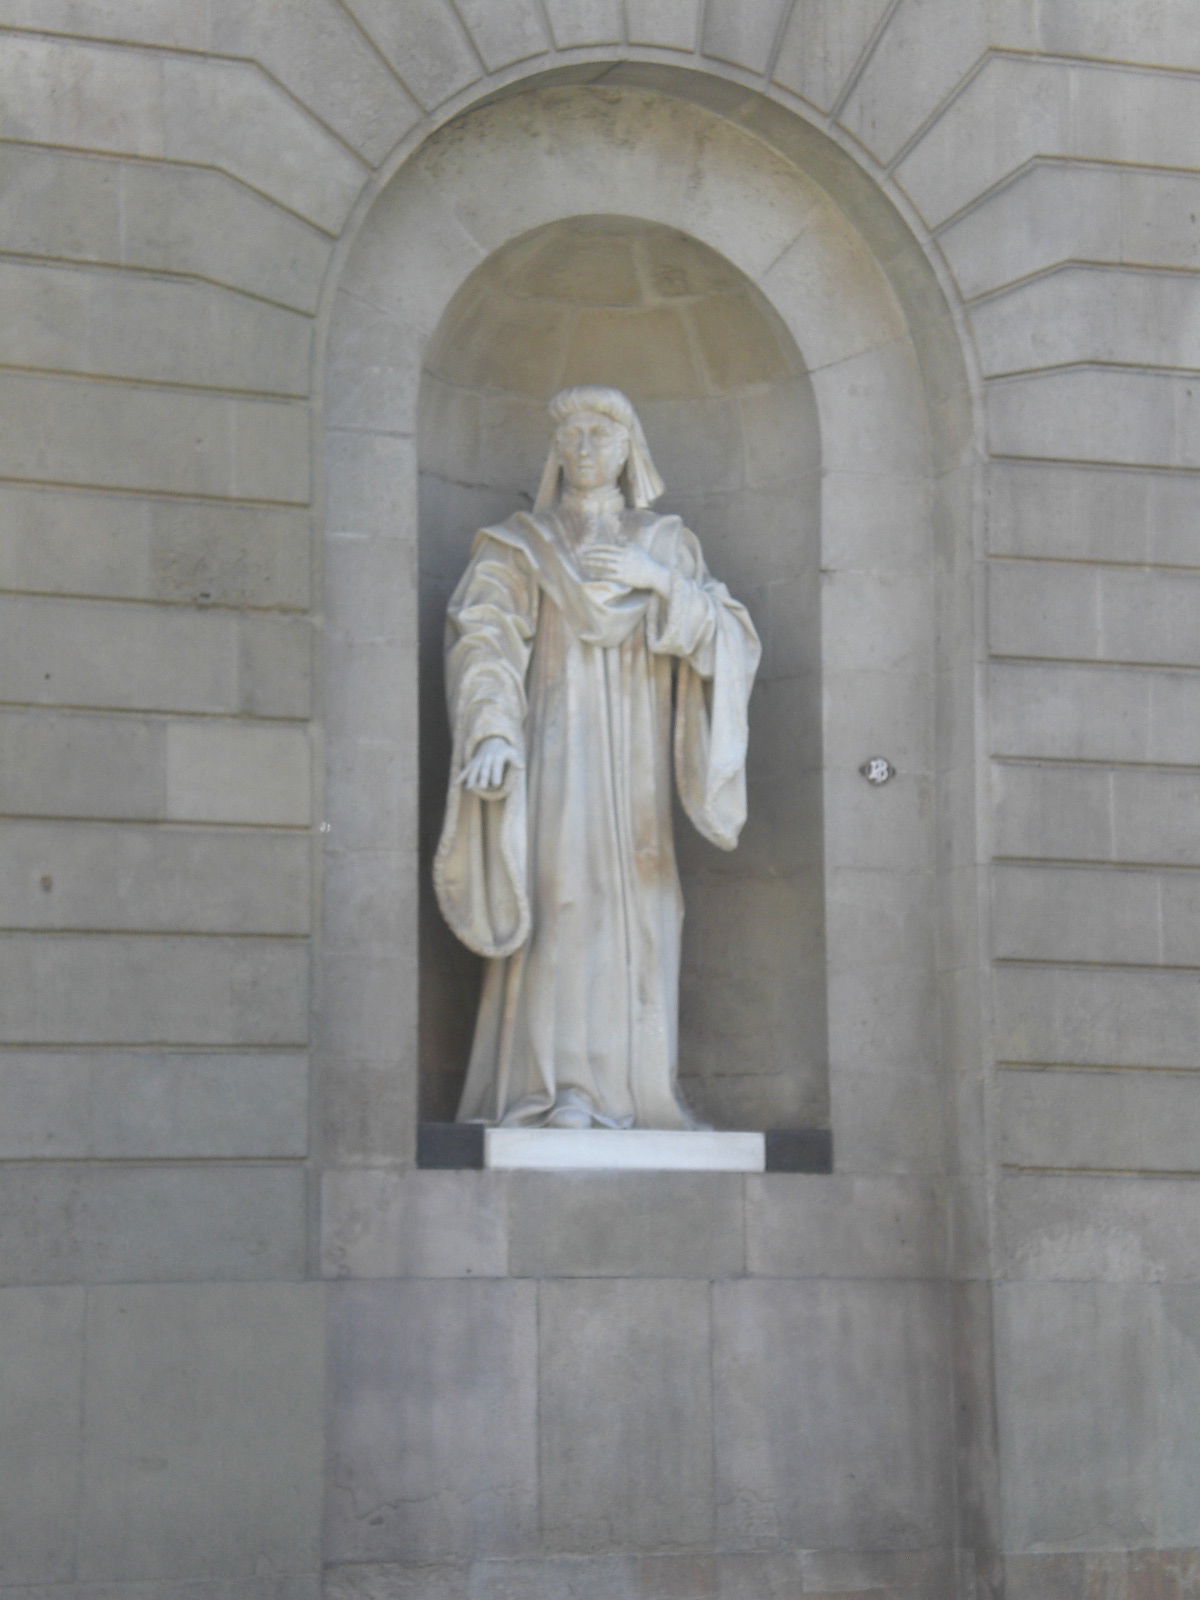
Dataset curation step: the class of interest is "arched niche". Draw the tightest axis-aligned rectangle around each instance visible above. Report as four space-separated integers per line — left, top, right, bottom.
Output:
416 216 826 1129
318 76 978 1173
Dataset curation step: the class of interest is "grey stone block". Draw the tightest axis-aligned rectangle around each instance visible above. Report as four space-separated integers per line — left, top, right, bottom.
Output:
347 0 481 110
469 1555 640 1600
0 1286 84 1583
120 157 330 311
165 720 311 827
988 366 1200 471
746 1175 946 1279
542 0 622 48
973 265 1200 376
77 1282 325 1580
1159 1288 1200 1545
713 1279 954 1550
772 0 892 113
454 0 549 69
0 821 309 934
996 1068 1200 1176
989 662 1200 766
991 864 1160 966
0 32 165 159
0 259 310 395
997 1173 1200 1284
0 0 207 47
209 0 419 166
829 1060 949 1177
0 934 308 1046
0 710 164 822
508 1173 743 1278
991 761 1113 862
0 372 307 502
994 964 1200 1070
0 1163 306 1284
326 429 417 541
991 559 1200 670
539 1279 714 1552
626 0 699 49
993 1281 1159 1549
325 1566 468 1600
0 485 310 609
0 1051 308 1160
327 1280 538 1562
321 1169 508 1279
319 1054 416 1168
160 54 364 235
702 0 789 73
639 1553 718 1599
841 0 995 166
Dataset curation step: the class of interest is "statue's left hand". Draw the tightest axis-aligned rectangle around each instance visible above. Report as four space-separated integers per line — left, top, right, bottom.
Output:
580 543 671 597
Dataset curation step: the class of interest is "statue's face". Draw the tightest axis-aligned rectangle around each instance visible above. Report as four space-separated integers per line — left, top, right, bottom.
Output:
555 411 630 494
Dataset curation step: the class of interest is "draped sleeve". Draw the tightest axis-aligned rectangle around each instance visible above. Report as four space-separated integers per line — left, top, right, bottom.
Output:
646 522 761 852
433 527 539 958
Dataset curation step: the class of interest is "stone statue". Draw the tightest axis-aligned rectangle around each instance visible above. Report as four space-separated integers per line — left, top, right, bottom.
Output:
434 386 761 1129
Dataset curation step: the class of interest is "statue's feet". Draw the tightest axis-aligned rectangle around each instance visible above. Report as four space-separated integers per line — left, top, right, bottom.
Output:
546 1092 593 1129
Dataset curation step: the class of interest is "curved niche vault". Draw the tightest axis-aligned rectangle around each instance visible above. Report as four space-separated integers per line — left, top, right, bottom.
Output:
416 218 826 1128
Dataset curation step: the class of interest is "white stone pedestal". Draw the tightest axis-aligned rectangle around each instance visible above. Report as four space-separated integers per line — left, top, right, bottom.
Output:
483 1127 766 1172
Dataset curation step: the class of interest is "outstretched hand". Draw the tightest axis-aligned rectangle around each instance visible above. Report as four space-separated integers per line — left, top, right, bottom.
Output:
461 736 520 797
579 542 671 597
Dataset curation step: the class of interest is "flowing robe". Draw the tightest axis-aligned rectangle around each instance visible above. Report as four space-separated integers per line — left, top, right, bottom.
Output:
433 506 760 1128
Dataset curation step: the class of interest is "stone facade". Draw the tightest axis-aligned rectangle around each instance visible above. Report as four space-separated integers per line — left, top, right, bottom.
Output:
2 4 1199 1597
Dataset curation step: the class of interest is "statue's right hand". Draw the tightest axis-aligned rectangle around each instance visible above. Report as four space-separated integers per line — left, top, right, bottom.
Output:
461 736 520 797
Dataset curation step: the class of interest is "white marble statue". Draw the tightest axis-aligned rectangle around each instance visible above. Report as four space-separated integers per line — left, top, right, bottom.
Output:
434 386 761 1129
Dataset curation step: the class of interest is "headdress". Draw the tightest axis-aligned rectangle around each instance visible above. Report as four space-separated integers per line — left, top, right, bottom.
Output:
533 385 665 512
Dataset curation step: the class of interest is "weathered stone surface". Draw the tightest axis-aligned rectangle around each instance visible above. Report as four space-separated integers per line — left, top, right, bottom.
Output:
0 1050 308 1160
997 1067 1200 1176
321 1169 508 1279
0 710 164 822
0 486 310 609
998 1174 1200 1283
0 820 309 934
0 595 308 718
542 0 622 48
454 0 549 70
702 0 790 73
626 0 699 49
348 0 480 112
539 1279 714 1552
993 1282 1160 1549
773 0 892 112
714 1279 954 1550
509 1173 743 1277
0 934 308 1046
0 1286 84 1584
0 1164 306 1284
209 0 420 166
994 963 1200 1071
165 721 311 826
327 1281 538 1562
0 259 310 394
77 1283 324 1580
0 373 308 501
746 1175 946 1279
989 661 1200 766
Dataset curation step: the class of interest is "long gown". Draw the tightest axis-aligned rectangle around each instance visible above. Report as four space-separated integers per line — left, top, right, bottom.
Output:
433 495 760 1129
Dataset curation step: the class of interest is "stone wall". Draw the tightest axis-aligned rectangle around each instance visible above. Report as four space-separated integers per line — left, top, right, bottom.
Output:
2 3 1199 1597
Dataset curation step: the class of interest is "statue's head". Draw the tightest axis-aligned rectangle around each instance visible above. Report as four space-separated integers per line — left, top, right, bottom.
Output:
534 385 664 511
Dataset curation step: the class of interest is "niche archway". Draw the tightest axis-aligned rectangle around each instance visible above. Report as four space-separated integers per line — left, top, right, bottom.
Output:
318 76 978 1173
416 216 826 1128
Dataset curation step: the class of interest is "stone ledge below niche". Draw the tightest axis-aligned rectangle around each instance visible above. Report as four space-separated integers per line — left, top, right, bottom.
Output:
416 1123 832 1173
